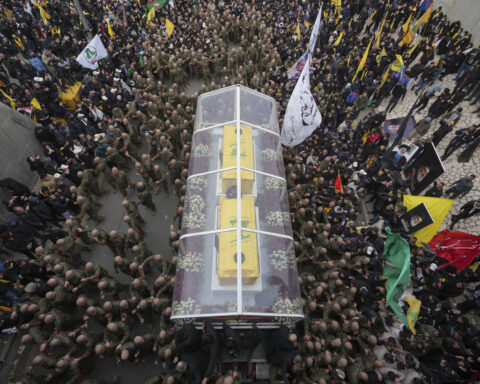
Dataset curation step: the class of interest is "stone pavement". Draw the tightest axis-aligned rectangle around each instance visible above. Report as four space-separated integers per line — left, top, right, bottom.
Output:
375 73 480 235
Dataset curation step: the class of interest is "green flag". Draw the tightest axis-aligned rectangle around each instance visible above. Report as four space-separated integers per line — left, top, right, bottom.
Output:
193 0 199 13
147 0 167 11
382 227 411 327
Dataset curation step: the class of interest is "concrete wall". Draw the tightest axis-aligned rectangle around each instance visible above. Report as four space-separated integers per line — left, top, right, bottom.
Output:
0 102 43 220
435 0 480 44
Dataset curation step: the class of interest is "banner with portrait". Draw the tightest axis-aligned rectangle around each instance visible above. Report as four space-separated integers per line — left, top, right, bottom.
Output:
383 116 416 144
400 203 434 235
404 142 445 195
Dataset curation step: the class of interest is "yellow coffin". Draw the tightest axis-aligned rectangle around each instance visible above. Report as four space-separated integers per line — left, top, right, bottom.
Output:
218 196 259 285
222 125 254 194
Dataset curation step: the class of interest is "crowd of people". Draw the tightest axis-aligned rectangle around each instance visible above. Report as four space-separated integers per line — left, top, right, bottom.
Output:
0 0 480 383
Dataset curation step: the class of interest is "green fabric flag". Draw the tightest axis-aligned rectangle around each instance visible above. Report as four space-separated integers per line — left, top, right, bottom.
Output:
193 0 199 13
382 227 411 327
366 91 375 107
147 0 167 11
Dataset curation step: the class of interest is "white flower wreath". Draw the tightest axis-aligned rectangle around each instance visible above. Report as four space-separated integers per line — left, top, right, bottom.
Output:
266 211 291 226
269 249 295 270
172 298 201 316
177 251 204 272
261 148 282 161
272 297 302 315
264 176 285 191
191 143 212 158
183 194 207 229
188 176 209 192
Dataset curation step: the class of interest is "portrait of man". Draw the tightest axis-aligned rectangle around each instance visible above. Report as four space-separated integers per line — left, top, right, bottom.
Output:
404 142 445 195
383 116 416 143
400 203 434 235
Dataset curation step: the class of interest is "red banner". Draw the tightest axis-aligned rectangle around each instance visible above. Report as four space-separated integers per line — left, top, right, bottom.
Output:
429 229 480 271
335 171 343 194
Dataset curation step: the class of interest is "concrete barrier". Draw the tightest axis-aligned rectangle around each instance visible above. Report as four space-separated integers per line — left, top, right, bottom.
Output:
0 102 43 219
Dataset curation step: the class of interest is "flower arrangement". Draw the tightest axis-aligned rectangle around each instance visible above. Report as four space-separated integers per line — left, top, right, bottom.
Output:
271 297 303 316
191 143 212 158
269 249 295 270
264 176 285 191
188 176 208 192
172 298 201 317
183 194 207 229
266 211 291 227
177 251 204 273
261 148 282 162
226 303 250 313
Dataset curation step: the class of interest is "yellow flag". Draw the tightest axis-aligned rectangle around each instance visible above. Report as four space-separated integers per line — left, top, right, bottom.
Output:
401 24 414 47
166 18 175 37
405 297 421 335
333 31 344 47
107 19 115 37
332 0 342 10
402 12 413 33
403 195 453 245
375 11 388 49
30 98 42 111
13 36 24 51
295 22 301 41
353 36 374 82
0 88 16 109
146 7 155 27
361 129 371 144
413 1 434 33
137 0 141 6
376 47 387 63
378 65 391 90
34 2 50 25
407 39 420 56
469 262 480 272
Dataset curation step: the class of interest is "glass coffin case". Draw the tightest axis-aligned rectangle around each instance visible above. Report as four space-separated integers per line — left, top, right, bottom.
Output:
171 85 303 326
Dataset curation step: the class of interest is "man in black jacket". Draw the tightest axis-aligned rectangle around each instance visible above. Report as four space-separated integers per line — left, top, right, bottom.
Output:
450 199 480 229
412 63 436 94
386 84 407 113
425 181 444 197
445 174 476 199
442 125 477 160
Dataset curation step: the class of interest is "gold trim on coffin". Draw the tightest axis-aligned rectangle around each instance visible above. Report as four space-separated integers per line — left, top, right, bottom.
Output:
222 125 254 194
218 196 259 285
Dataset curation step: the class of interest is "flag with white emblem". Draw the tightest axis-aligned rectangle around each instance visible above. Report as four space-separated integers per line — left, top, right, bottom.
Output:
281 56 322 146
76 35 108 70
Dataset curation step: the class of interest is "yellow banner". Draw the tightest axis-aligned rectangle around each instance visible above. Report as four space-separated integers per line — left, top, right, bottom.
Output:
353 36 374 81
403 195 453 245
166 18 175 37
405 296 421 334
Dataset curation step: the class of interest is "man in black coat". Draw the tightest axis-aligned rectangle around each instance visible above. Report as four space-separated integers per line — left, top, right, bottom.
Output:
442 125 477 160
450 199 480 229
425 181 444 197
431 108 462 146
0 178 30 196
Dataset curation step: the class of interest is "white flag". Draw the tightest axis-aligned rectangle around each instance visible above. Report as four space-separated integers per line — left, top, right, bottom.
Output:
287 6 322 80
121 79 132 94
281 56 322 146
76 35 108 70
